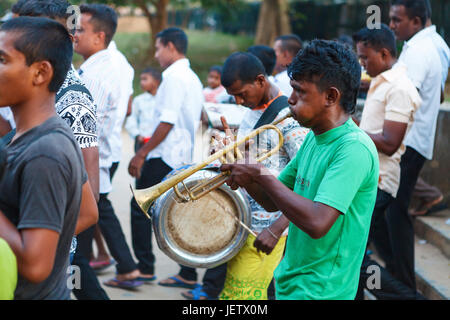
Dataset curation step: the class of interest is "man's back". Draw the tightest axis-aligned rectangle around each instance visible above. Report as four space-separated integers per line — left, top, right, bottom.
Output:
399 29 442 160
150 58 204 169
0 116 87 299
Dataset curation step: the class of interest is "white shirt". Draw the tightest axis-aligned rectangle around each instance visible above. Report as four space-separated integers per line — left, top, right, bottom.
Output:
108 41 135 162
0 107 15 129
125 92 158 139
79 49 121 193
425 25 450 89
148 58 204 169
399 27 442 160
270 70 292 97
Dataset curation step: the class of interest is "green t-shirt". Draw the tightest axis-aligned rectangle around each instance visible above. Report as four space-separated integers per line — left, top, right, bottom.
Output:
0 238 17 300
274 118 379 300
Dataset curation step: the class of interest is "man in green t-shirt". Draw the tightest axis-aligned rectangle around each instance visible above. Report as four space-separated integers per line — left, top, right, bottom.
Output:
221 40 379 300
0 238 17 300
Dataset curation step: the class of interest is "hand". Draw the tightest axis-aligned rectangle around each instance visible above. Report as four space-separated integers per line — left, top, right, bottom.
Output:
220 163 266 190
136 135 145 144
254 228 279 255
128 153 146 179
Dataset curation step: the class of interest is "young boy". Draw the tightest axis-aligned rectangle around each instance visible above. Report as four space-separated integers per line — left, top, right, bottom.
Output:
221 40 379 300
0 17 96 300
353 24 421 299
125 67 162 153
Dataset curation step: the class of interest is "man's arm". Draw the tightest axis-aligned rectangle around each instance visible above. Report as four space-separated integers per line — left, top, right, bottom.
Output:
126 95 133 117
128 122 173 178
81 146 99 202
221 164 341 239
366 120 407 156
0 212 59 283
74 181 99 235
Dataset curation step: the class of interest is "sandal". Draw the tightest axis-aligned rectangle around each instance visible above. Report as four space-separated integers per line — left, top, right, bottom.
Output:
103 277 143 290
158 276 198 289
410 195 445 216
90 259 115 272
181 286 211 300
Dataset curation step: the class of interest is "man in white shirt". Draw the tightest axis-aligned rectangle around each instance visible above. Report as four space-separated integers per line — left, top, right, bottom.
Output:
269 34 302 97
75 3 143 289
108 40 135 178
410 6 449 216
128 27 204 285
387 0 442 293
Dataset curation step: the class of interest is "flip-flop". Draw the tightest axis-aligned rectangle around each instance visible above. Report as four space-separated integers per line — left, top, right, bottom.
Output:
158 276 198 289
136 275 157 283
90 258 115 269
410 196 445 216
103 277 143 290
181 286 210 300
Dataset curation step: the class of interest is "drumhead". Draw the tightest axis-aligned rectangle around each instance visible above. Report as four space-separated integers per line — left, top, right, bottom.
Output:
166 188 238 255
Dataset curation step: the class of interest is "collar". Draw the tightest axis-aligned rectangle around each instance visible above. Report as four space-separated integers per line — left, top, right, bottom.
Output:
368 63 405 94
252 91 283 111
108 40 117 51
79 48 110 74
314 117 354 145
404 27 430 48
162 58 190 78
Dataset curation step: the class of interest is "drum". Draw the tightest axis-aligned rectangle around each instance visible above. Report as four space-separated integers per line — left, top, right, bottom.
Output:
151 166 252 268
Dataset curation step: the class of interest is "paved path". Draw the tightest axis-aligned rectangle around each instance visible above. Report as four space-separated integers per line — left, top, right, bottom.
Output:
83 130 205 300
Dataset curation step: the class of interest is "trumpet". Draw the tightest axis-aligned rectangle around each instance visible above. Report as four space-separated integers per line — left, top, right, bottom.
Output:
131 110 293 219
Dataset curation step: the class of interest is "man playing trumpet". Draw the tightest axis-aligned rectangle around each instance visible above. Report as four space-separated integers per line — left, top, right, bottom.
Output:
204 52 309 300
221 41 379 300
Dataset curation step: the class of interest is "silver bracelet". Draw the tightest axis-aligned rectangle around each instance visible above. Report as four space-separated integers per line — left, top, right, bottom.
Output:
266 227 279 240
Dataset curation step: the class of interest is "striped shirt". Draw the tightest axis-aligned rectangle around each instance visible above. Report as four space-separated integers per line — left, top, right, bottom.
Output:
79 49 121 193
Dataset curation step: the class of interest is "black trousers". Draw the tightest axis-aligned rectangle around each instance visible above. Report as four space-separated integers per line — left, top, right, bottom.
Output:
98 192 138 274
130 157 173 275
379 147 425 291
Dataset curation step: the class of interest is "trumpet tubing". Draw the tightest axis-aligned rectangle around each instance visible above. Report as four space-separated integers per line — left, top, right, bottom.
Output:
131 109 293 217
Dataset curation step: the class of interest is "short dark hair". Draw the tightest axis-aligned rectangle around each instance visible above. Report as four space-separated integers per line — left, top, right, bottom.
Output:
247 45 276 76
141 67 162 83
353 24 397 57
80 3 117 46
0 16 73 92
11 0 28 14
156 27 188 55
221 52 266 88
18 0 71 21
209 65 223 75
275 34 303 57
391 0 429 26
288 40 361 114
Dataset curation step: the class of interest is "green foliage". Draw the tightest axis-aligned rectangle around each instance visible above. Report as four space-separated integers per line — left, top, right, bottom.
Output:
73 30 253 95
0 0 15 16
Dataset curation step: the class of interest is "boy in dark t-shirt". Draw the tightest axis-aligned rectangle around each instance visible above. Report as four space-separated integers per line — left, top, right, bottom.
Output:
0 17 97 299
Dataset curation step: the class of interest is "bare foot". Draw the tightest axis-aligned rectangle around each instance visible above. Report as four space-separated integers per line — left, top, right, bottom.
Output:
158 275 197 288
116 269 141 282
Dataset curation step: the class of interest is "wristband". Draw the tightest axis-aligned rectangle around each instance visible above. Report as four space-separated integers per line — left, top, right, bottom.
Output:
266 227 279 240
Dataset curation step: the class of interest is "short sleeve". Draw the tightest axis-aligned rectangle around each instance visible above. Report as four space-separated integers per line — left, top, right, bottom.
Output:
384 87 416 123
314 142 376 214
157 76 185 124
18 157 70 233
278 152 299 190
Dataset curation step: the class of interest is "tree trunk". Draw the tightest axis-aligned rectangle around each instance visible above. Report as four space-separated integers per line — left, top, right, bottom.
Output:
255 0 292 46
134 0 169 62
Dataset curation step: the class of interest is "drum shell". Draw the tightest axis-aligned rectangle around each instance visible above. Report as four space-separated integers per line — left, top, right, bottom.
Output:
151 169 251 268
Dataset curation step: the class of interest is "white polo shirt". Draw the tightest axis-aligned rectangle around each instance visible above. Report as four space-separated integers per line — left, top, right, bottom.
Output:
147 58 204 169
399 27 442 160
79 48 121 194
108 41 135 163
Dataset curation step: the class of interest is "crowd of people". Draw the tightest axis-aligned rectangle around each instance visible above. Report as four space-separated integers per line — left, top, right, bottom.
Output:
0 0 448 301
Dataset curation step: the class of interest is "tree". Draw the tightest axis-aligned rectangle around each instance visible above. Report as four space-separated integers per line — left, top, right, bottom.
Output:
254 0 292 46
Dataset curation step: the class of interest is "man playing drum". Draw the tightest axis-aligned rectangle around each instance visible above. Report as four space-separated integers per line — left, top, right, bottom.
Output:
221 40 379 300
